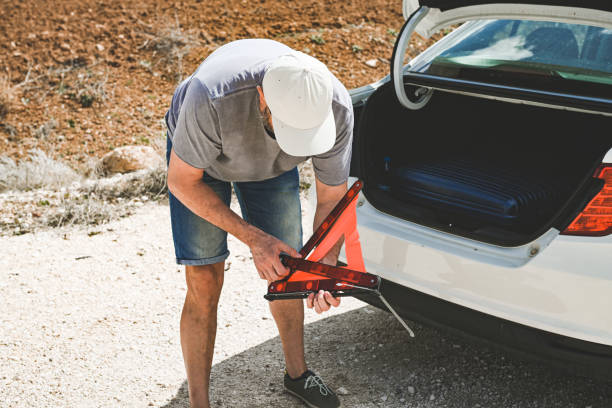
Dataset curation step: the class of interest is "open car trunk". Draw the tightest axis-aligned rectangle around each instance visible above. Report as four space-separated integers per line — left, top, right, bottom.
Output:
357 83 611 246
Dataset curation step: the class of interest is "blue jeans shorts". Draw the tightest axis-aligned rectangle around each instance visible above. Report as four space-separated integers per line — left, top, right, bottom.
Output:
166 136 303 265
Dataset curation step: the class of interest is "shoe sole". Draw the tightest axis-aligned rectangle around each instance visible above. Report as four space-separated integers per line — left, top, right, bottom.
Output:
284 386 342 408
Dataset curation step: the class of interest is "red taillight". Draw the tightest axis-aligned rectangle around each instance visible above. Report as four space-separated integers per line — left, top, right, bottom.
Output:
562 165 612 237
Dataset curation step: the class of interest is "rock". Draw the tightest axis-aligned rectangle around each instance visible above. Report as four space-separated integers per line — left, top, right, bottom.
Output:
407 386 415 394
336 387 349 395
100 146 163 174
95 43 105 51
365 59 378 68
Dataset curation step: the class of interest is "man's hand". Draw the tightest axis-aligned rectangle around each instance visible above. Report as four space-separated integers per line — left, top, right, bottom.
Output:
248 229 301 282
307 290 341 314
305 253 342 313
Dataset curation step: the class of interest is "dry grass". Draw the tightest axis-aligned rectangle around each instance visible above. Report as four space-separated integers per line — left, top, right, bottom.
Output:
0 149 81 192
0 160 167 235
15 63 112 108
92 165 168 201
32 118 58 140
0 74 17 121
72 68 110 107
0 148 167 233
46 165 167 228
46 195 118 228
138 16 201 82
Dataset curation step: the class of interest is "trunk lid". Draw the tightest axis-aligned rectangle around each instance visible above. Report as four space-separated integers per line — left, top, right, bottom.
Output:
390 1 612 113
404 1 612 38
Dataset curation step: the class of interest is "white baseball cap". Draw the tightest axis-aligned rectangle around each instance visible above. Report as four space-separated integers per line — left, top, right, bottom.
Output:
262 51 335 157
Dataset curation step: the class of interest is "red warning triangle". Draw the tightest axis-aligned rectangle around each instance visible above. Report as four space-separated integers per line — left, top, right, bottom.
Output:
265 180 378 301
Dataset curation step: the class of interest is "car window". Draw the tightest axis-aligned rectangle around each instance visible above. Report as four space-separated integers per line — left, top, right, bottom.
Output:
421 19 612 98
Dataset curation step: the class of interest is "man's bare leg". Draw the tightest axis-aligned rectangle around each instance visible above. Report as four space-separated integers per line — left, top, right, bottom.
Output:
269 298 308 378
180 262 224 408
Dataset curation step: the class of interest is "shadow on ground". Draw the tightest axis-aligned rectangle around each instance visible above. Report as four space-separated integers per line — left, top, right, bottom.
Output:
161 307 612 408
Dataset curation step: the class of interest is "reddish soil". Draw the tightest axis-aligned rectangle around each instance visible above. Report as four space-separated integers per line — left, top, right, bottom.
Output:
0 0 439 169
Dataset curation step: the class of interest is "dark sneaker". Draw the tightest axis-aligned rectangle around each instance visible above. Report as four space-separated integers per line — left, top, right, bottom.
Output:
284 370 341 408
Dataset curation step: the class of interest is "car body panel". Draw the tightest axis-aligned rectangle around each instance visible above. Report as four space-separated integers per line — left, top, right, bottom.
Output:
312 6 612 368
345 180 612 347
354 195 559 269
403 0 612 38
306 174 612 348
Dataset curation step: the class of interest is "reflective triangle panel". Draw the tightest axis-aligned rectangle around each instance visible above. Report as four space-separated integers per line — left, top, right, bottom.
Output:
281 256 378 287
300 180 363 259
266 180 376 301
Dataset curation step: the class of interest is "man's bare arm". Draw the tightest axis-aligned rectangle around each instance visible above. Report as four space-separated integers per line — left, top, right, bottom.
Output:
167 149 300 281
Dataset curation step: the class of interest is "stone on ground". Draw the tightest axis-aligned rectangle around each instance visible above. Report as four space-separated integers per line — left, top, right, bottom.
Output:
100 146 163 174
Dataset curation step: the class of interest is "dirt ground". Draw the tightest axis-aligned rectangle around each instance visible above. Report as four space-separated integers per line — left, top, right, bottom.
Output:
0 0 440 169
3 198 611 408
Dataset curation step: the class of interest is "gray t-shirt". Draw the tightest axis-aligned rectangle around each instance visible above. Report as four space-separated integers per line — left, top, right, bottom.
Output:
164 39 353 186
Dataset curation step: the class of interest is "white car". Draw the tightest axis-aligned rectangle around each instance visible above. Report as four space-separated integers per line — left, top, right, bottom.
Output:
312 0 612 378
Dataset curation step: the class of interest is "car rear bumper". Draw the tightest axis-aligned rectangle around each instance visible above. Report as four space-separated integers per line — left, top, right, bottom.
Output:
344 189 612 348
356 278 612 379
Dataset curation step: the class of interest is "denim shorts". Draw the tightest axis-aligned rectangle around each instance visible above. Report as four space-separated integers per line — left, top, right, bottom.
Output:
166 136 303 265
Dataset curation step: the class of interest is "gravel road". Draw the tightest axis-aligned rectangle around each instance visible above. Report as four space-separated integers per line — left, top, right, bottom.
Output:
1 198 611 407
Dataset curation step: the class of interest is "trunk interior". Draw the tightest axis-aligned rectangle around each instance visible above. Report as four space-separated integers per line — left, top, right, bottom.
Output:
356 83 611 246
